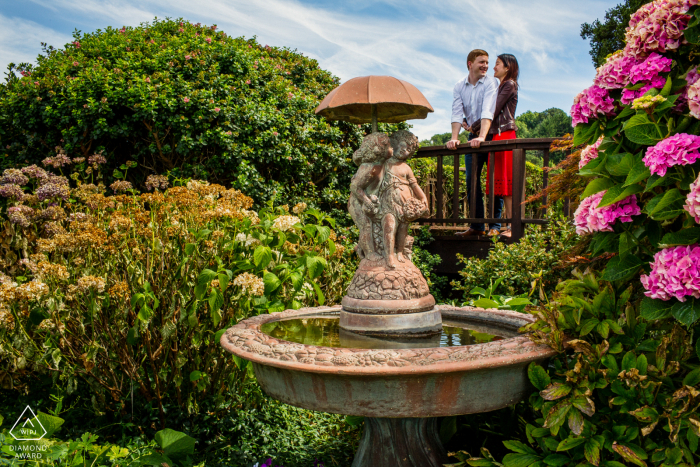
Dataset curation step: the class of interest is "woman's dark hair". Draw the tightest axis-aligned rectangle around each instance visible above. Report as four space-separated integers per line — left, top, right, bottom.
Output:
498 53 519 88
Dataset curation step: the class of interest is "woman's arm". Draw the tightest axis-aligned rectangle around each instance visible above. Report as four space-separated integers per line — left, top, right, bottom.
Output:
492 81 516 126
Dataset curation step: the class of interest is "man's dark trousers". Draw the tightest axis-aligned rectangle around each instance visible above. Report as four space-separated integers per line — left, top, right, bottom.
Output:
464 133 504 232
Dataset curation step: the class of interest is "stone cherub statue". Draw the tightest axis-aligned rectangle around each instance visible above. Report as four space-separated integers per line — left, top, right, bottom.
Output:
379 130 429 269
348 132 392 261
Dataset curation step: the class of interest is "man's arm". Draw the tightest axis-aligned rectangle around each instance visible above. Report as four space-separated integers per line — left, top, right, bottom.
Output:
470 78 498 148
470 118 492 148
447 82 464 150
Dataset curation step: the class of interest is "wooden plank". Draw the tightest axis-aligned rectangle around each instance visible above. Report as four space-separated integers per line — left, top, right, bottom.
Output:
413 138 556 159
470 152 478 222
453 154 460 219
436 155 444 220
488 151 495 219
415 218 513 224
511 149 525 241
542 148 549 220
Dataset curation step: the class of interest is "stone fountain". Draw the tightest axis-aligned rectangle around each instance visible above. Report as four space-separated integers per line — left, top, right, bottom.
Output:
220 76 555 466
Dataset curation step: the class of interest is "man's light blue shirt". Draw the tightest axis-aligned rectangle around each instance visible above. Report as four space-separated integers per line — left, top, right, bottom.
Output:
450 75 499 127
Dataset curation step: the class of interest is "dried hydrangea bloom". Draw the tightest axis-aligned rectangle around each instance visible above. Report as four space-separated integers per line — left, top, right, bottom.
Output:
21 164 47 179
579 136 604 169
15 280 49 300
570 85 616 126
0 305 14 330
72 157 85 163
232 272 265 296
272 215 300 231
0 169 29 186
37 261 70 280
7 205 34 227
108 281 130 300
42 153 72 168
574 191 641 235
88 154 107 165
643 133 700 176
0 184 25 201
145 174 169 191
44 221 67 237
641 244 700 301
292 202 307 214
235 233 261 248
77 275 106 293
110 180 133 193
632 94 667 110
594 51 639 89
684 175 700 223
36 182 70 201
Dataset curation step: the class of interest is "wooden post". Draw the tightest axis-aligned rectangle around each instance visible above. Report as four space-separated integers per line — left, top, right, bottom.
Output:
488 152 495 219
470 153 478 222
437 156 444 220
511 149 525 241
453 154 460 219
542 148 549 220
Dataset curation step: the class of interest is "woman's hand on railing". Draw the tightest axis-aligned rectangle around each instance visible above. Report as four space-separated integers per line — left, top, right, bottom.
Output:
446 139 461 150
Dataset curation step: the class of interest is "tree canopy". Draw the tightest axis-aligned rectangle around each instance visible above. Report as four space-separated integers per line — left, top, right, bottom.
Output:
580 0 651 67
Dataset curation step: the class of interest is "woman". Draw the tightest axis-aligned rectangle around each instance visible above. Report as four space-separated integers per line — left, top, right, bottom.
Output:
486 53 519 236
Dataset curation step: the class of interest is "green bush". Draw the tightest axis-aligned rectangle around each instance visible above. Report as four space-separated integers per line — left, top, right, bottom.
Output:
451 218 579 298
0 18 403 213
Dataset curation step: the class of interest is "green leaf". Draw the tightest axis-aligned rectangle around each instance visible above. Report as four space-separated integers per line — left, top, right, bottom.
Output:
685 24 700 44
184 243 196 256
127 326 139 346
606 152 636 177
306 255 327 279
581 178 617 200
263 272 281 294
672 298 700 326
289 271 304 291
574 121 598 147
315 225 331 243
440 416 458 444
197 269 217 287
474 298 500 308
502 453 541 467
612 443 647 467
345 415 364 426
35 412 64 438
622 351 637 371
647 189 686 220
557 437 586 451
624 159 651 187
528 362 551 390
602 354 619 372
504 440 537 455
253 246 272 268
154 428 196 461
624 113 664 145
660 227 700 247
601 255 644 282
684 367 700 386
208 288 224 325
218 272 229 292
312 281 325 305
660 76 673 97
640 297 674 321
645 173 675 192
597 184 642 208
189 371 203 382
585 439 601 466
540 383 572 401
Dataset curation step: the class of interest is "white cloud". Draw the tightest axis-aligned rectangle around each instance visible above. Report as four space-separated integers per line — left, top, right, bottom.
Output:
0 14 72 72
3 0 614 138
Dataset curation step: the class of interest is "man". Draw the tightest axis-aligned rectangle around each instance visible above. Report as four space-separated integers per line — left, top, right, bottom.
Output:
446 49 504 236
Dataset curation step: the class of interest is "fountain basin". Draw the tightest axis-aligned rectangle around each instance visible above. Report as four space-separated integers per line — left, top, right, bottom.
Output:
220 304 555 418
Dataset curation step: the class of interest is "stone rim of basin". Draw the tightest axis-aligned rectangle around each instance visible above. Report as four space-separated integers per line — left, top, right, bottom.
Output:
220 305 556 375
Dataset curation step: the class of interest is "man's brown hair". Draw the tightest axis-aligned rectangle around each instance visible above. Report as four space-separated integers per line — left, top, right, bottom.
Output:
467 49 489 66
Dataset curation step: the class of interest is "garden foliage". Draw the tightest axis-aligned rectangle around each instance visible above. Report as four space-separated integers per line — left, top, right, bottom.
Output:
453 2 700 466
0 157 356 431
0 18 404 213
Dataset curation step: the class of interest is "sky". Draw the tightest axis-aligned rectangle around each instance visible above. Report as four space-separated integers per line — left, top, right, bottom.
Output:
0 0 620 140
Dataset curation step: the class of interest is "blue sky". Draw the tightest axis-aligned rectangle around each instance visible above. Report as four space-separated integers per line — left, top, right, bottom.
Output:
0 0 619 139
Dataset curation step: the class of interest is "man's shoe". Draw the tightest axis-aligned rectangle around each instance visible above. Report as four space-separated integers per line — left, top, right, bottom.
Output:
455 228 486 237
487 228 500 236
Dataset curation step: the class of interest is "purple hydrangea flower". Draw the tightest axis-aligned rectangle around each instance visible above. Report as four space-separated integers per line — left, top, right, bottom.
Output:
570 85 616 127
0 169 29 186
641 244 700 301
21 164 47 179
594 51 639 89
574 191 641 235
7 205 34 227
643 133 700 176
0 184 25 201
684 174 700 223
629 53 672 87
36 183 70 201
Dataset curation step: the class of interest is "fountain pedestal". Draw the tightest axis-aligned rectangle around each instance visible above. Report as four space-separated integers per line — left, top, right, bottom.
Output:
354 417 446 467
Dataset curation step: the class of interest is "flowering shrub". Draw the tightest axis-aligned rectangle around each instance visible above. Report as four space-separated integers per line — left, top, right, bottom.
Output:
570 85 616 126
642 132 700 175
579 136 603 168
0 19 405 212
641 244 700 301
0 158 355 422
573 191 641 235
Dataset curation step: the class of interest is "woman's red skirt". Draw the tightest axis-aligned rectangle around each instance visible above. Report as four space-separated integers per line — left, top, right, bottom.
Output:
486 129 516 196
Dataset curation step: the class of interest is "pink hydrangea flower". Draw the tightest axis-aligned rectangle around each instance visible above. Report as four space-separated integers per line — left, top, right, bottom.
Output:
641 245 700 301
579 136 604 168
684 174 700 223
213 107 220 112
571 85 616 126
621 84 655 105
183 97 190 103
624 0 698 58
643 133 700 176
688 80 700 118
573 191 641 235
630 53 672 87
206 37 212 44
594 51 639 89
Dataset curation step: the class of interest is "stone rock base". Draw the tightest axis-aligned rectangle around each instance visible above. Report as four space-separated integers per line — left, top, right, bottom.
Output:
346 257 430 301
340 307 442 337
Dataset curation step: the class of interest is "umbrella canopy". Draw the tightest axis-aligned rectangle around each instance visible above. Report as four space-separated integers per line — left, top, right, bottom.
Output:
315 76 433 131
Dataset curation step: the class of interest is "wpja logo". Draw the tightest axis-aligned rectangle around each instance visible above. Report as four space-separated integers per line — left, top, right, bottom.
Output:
10 406 47 441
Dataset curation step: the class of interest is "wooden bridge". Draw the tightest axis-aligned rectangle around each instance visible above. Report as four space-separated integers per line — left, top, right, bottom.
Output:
411 138 568 274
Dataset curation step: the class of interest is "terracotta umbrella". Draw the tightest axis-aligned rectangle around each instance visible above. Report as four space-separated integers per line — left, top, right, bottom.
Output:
315 75 433 133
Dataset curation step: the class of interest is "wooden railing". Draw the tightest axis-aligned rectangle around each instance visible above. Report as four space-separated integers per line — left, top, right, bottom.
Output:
412 138 562 242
